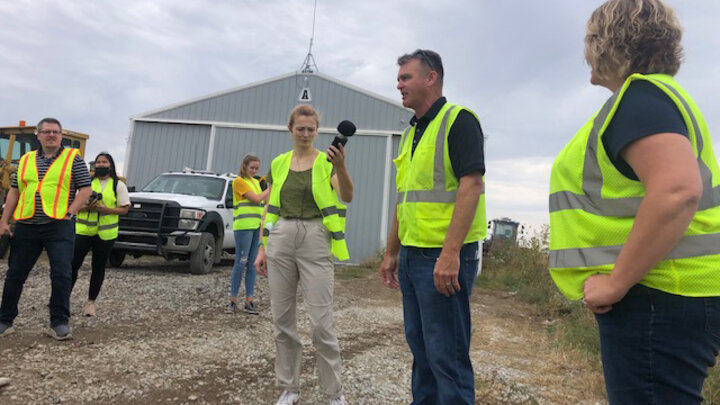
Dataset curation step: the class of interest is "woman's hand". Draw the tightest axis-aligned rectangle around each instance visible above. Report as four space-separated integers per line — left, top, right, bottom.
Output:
255 246 267 276
328 143 354 203
582 273 628 314
94 203 110 214
85 201 99 212
326 143 347 169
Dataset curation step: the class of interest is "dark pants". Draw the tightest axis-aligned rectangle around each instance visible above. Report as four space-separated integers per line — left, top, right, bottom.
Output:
71 234 115 301
0 220 76 327
596 284 720 404
398 243 479 405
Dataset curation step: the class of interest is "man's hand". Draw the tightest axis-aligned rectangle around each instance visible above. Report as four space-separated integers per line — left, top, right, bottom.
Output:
0 222 12 237
434 251 461 297
583 273 629 314
379 254 399 289
255 246 267 276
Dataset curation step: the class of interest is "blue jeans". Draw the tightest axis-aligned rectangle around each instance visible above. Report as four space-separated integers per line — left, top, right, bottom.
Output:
398 243 479 405
230 228 259 299
0 220 76 327
595 284 720 404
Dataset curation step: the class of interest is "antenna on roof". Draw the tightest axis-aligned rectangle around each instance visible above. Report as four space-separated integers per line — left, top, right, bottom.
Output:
300 0 319 73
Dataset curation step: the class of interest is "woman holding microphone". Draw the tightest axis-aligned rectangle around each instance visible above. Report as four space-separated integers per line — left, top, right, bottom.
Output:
255 104 352 405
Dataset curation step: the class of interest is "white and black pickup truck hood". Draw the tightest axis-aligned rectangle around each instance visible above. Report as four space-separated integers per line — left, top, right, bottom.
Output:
129 192 222 210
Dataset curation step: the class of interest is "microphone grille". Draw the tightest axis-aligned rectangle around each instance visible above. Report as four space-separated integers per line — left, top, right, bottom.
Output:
337 120 356 137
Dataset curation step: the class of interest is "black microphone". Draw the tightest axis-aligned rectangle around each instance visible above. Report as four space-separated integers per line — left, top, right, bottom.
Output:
327 120 356 162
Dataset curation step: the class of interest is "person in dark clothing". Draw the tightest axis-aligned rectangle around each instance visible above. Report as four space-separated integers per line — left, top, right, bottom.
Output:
549 1 720 403
379 49 486 404
0 117 92 341
71 152 129 317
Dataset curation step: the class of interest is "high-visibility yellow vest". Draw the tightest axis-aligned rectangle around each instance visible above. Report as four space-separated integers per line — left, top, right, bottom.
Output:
549 73 720 300
263 151 349 261
233 177 263 230
14 148 78 220
394 103 487 247
76 177 119 240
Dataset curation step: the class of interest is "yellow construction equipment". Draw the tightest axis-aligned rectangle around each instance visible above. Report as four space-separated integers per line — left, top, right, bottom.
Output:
0 123 89 205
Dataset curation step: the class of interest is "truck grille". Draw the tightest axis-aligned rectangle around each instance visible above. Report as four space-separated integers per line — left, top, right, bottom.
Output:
119 198 180 233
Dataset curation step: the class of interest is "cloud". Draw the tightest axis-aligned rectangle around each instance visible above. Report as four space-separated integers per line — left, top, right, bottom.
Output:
0 0 717 229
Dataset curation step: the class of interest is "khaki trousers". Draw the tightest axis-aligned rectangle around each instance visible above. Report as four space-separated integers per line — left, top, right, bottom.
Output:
266 218 343 397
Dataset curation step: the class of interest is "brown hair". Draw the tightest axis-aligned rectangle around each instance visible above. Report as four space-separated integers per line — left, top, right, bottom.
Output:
287 104 319 130
397 49 444 87
585 0 683 82
239 154 260 178
36 117 62 133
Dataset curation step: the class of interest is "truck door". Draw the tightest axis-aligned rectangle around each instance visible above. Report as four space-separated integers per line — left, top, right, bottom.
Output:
220 181 236 249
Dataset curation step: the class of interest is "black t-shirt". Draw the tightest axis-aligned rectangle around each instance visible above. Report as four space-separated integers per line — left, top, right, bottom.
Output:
409 97 485 178
602 80 688 180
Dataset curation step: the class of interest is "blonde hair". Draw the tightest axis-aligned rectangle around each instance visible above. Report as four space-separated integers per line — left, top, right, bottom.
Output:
239 154 260 178
287 104 319 130
585 0 683 82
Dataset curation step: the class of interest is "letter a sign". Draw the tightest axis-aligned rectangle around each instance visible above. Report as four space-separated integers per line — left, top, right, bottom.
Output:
298 87 312 102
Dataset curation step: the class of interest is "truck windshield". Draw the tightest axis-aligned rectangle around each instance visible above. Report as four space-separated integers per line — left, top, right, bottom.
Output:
143 175 225 200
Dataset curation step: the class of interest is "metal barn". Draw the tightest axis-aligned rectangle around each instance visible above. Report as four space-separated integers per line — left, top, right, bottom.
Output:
126 71 411 264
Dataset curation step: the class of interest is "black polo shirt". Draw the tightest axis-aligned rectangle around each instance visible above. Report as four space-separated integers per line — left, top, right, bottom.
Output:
409 97 485 178
602 80 688 180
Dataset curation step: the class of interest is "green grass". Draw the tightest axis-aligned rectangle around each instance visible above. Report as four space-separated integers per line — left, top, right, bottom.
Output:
335 265 374 280
479 227 720 403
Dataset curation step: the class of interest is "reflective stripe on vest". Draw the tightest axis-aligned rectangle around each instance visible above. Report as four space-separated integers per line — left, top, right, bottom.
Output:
76 177 119 240
263 151 349 261
394 103 487 247
14 149 78 220
548 73 720 299
233 177 263 230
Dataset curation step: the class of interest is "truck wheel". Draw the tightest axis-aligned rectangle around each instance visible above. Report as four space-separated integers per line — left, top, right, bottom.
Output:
189 232 215 274
108 251 126 267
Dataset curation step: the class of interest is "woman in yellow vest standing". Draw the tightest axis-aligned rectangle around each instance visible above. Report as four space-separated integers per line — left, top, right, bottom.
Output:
225 154 269 315
549 1 720 403
255 104 353 405
71 153 130 317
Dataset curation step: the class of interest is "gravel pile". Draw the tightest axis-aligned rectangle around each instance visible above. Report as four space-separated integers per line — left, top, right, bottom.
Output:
0 256 605 404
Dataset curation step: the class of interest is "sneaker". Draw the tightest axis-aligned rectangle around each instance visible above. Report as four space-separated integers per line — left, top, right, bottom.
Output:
46 324 72 341
276 390 300 405
225 301 238 314
330 395 347 405
0 377 10 387
0 322 14 337
243 301 259 315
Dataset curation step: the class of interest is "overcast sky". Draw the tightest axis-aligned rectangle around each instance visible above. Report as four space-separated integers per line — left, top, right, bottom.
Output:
1 0 718 231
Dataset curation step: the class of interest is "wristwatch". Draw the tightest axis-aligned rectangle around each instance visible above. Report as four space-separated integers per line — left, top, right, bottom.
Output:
66 212 76 220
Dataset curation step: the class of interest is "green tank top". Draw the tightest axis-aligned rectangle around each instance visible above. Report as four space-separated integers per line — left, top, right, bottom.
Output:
274 169 322 219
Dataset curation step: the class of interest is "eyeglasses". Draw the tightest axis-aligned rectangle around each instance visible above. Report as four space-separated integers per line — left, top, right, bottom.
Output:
37 130 62 135
414 49 439 74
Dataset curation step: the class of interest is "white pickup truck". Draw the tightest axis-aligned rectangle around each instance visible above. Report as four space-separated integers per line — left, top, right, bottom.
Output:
111 169 238 274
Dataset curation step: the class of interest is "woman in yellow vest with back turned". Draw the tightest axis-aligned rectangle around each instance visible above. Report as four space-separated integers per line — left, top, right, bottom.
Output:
255 104 353 405
549 0 720 403
225 154 269 315
71 153 130 317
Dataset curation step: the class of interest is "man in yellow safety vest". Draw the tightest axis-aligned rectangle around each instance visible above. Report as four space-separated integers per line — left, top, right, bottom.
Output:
379 50 486 404
0 118 92 341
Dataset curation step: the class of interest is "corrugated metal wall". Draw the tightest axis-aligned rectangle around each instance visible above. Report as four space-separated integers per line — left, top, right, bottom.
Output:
126 122 210 189
129 71 415 263
146 73 409 132
211 126 390 262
